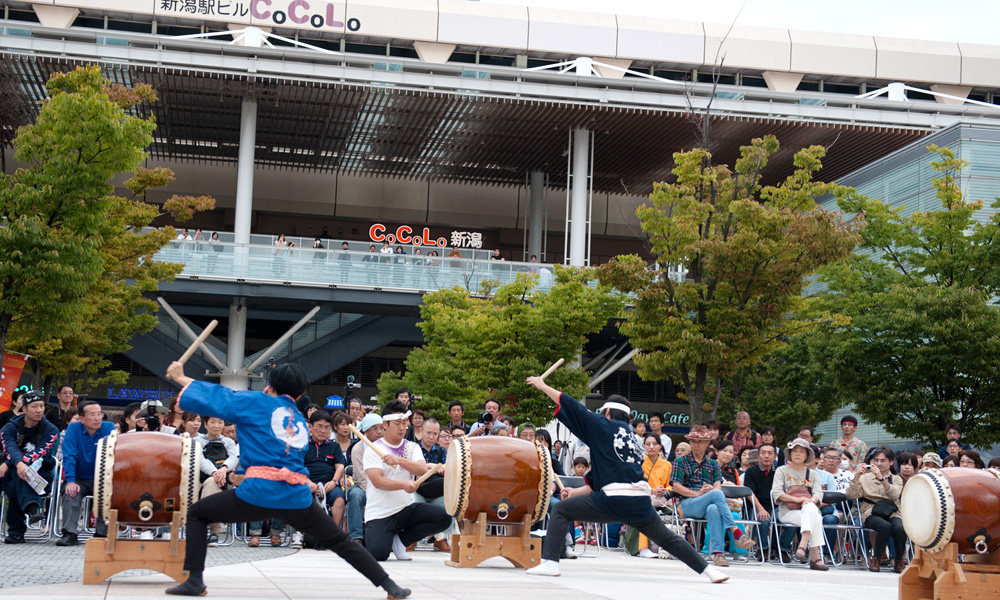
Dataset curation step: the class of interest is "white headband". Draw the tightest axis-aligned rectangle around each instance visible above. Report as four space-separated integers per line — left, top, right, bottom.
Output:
598 402 630 414
382 411 411 422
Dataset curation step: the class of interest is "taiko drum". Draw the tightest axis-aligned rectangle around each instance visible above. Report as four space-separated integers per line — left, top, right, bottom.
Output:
94 431 199 526
444 436 553 524
901 467 1000 554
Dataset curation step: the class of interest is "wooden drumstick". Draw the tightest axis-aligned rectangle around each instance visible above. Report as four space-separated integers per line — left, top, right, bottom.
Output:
176 320 218 366
348 424 387 459
413 463 441 487
539 358 565 380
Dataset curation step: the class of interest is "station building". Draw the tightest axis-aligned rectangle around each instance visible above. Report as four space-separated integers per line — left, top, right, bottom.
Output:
4 0 1000 423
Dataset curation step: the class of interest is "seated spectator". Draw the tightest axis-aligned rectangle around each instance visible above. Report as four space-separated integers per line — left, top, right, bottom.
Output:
937 424 972 459
943 440 962 460
897 452 920 484
299 410 347 548
197 415 240 547
771 438 828 570
921 452 943 470
737 447 758 479
347 413 383 544
1 392 58 543
412 418 450 553
332 411 353 467
491 423 510 437
363 400 451 561
45 385 76 432
671 425 756 568
959 449 985 469
743 443 778 553
988 456 1000 470
572 457 589 477
303 403 322 421
0 390 25 429
673 441 691 459
438 427 453 450
715 440 738 478
820 447 853 491
797 427 815 444
637 432 671 558
941 455 960 467
703 420 722 446
632 419 646 436
407 409 424 444
518 423 535 442
450 426 466 440
56 400 115 546
118 401 146 433
847 446 906 573
180 412 202 437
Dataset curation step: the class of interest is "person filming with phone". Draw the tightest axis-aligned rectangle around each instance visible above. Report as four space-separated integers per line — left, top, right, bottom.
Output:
846 447 906 573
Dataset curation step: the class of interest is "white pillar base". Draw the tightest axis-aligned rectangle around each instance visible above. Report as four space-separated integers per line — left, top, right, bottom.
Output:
414 41 456 64
33 5 79 29
593 58 632 79
930 84 972 105
762 71 804 93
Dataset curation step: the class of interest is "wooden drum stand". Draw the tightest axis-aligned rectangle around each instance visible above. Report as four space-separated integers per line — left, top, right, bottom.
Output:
900 543 1000 600
445 512 541 569
83 510 188 584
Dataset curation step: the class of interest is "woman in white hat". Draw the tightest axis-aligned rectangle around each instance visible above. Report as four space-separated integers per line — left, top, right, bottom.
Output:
771 437 828 570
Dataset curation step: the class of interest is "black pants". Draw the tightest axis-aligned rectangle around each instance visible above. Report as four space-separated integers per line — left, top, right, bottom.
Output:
543 493 707 574
364 503 452 561
185 490 387 585
865 514 907 560
2 471 51 536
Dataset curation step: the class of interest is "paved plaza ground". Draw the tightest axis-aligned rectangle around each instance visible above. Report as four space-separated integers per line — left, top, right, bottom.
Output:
0 542 900 600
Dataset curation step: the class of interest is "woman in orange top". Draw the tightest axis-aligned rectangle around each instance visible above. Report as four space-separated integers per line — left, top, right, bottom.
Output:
638 432 672 558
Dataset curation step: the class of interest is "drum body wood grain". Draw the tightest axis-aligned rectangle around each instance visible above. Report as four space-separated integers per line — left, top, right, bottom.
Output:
94 431 198 526
901 467 1000 554
444 436 552 524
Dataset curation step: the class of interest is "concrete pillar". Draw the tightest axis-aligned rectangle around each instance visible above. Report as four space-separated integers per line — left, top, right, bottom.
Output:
930 84 972 105
528 171 545 260
233 98 257 245
413 41 456 64
33 5 79 29
220 298 248 391
569 129 590 267
593 57 632 79
762 71 804 93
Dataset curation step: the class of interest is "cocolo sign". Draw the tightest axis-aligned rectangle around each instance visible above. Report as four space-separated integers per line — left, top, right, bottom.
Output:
369 224 448 247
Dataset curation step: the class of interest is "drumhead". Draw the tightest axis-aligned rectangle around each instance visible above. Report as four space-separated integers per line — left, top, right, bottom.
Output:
94 431 118 523
901 470 954 553
178 433 198 525
532 442 553 524
443 436 471 520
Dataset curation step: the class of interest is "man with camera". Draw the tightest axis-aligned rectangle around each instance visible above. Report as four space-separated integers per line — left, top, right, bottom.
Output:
846 448 905 573
137 399 169 432
468 399 501 437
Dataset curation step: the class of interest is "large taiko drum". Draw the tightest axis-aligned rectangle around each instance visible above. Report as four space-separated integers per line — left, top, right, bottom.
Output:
94 431 199 526
901 467 1000 554
444 436 552 524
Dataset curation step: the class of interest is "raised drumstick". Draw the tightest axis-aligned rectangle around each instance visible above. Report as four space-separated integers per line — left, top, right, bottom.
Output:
540 358 565 380
168 320 218 379
348 424 387 459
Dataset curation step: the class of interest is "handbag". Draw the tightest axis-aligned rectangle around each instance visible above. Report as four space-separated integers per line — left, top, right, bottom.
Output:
870 498 897 520
783 468 813 510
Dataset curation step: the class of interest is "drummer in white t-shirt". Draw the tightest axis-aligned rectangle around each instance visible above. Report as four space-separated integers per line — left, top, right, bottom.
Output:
363 400 452 561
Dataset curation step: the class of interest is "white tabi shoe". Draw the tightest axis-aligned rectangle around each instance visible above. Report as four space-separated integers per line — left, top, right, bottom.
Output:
526 560 561 577
392 535 412 561
703 564 730 583
638 548 658 559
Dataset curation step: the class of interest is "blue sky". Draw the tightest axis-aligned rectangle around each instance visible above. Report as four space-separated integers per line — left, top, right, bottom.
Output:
496 0 999 45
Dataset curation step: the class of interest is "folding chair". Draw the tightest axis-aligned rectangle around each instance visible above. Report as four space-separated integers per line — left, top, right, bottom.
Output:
725 485 765 565
768 496 807 568
671 491 708 557
0 460 62 543
819 491 867 568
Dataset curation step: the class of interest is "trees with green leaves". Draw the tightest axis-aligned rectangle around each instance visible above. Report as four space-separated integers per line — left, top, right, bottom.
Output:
0 66 214 392
816 145 1000 450
596 136 859 425
376 268 624 425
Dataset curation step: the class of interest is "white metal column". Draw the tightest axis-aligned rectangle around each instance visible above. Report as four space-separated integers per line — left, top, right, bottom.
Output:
220 298 248 390
233 98 257 245
564 128 593 267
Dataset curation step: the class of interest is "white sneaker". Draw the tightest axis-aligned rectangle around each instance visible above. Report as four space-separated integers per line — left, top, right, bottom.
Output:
703 564 730 584
161 531 171 541
638 548 658 559
392 535 412 561
139 530 155 540
526 560 561 577
564 547 578 559
290 532 303 549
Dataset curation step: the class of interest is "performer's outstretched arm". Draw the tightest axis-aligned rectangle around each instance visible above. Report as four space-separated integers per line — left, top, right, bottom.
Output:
167 361 194 389
526 376 561 405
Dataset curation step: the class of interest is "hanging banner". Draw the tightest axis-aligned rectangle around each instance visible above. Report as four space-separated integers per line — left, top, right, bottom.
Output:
0 353 29 412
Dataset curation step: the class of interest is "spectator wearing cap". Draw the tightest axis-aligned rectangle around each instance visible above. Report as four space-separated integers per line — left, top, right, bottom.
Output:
670 425 757 567
771 438 828 570
920 452 942 470
0 392 59 543
347 412 382 544
835 415 867 471
138 399 171 433
56 400 115 546
936 424 972 459
518 423 535 442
